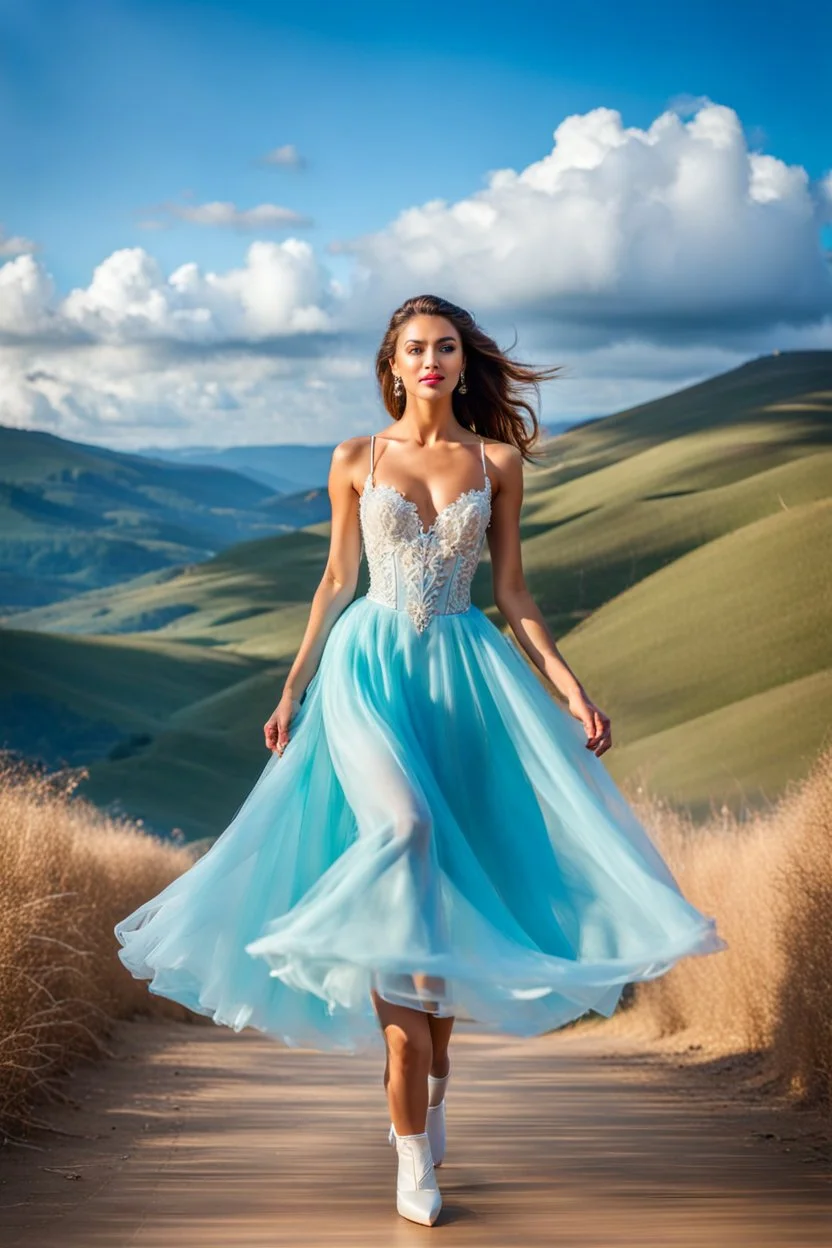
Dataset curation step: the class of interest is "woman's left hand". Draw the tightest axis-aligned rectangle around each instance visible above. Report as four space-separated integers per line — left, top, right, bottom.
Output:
567 691 612 756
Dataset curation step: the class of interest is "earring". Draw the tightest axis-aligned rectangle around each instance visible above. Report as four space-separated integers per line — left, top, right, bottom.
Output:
394 376 404 398
458 369 467 394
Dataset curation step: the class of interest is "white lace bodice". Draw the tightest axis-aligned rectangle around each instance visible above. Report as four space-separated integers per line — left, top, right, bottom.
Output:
359 434 492 634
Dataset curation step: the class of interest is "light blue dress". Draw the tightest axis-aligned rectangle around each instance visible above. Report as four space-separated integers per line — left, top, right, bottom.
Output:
115 434 727 1053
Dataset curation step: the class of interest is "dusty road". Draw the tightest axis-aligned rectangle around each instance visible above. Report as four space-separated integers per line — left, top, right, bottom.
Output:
1 1016 830 1247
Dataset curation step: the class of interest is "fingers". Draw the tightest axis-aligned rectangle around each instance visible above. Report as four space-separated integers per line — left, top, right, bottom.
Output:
584 708 612 756
263 720 290 755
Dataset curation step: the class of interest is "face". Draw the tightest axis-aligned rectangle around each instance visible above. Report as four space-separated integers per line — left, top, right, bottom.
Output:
391 314 465 401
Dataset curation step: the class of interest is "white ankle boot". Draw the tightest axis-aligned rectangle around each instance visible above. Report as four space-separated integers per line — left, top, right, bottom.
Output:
388 1065 449 1167
394 1131 442 1226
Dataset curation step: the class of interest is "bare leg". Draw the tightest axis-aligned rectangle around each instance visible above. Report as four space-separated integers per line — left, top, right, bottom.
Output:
426 1012 454 1078
372 989 433 1136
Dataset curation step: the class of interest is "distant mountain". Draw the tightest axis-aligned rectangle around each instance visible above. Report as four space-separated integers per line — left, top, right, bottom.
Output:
0 426 333 611
136 442 337 494
137 422 583 491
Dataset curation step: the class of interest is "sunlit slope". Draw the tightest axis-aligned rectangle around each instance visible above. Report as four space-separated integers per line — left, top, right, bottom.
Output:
536 348 832 487
558 499 832 813
521 422 830 632
609 667 832 816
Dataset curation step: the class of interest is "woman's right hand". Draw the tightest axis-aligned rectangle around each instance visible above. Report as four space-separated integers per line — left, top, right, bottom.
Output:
264 692 302 756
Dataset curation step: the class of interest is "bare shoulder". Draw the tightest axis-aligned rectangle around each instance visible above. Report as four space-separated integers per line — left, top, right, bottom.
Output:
481 438 524 488
329 435 373 489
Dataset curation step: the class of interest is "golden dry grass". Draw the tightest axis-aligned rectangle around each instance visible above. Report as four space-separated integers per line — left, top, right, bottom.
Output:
0 752 197 1136
619 741 832 1108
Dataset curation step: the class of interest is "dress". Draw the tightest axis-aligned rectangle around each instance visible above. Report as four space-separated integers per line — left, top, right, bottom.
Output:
115 433 727 1054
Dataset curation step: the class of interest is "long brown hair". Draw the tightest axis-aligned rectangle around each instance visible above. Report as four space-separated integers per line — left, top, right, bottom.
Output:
374 293 560 463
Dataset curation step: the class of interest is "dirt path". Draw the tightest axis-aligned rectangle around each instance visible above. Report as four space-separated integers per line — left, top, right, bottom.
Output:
1 1017 830 1246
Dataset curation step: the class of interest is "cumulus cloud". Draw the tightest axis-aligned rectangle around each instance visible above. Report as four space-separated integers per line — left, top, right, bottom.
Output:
259 143 306 169
0 340 374 448
0 241 336 345
1 100 831 446
337 101 832 341
0 255 56 335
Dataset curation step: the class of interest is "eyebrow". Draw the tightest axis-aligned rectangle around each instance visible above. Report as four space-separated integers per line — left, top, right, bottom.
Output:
404 336 457 345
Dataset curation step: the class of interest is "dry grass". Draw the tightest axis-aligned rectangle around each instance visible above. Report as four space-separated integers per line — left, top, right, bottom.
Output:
616 742 832 1109
0 752 197 1137
3 740 832 1138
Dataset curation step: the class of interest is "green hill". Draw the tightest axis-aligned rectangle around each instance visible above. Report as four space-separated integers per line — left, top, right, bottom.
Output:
0 425 331 611
4 526 337 654
0 628 272 837
559 498 832 811
1 349 830 833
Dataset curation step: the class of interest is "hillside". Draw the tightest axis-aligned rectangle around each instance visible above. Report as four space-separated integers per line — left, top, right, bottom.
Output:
0 349 829 832
0 425 331 611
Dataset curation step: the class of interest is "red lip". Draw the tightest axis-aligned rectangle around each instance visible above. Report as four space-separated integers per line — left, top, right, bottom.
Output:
420 375 444 382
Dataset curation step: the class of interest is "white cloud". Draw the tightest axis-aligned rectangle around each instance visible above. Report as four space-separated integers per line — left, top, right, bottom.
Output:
338 101 832 337
1 100 831 447
0 341 374 448
159 199 313 230
0 241 336 345
0 226 38 257
0 254 56 335
260 143 306 169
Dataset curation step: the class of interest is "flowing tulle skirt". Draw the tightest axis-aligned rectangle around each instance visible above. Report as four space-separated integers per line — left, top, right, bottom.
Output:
114 595 727 1053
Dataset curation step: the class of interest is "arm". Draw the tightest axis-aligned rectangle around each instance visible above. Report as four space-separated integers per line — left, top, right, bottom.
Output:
264 437 365 755
486 443 612 757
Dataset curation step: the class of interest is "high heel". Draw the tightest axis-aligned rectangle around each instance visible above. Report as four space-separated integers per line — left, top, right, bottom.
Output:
388 1065 449 1166
394 1131 442 1226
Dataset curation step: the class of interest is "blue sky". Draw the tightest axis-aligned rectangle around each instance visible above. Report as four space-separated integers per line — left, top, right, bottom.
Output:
1 0 830 448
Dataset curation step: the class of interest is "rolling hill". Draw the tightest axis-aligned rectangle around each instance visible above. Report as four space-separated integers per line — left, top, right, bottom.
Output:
0 425 331 611
1 349 829 834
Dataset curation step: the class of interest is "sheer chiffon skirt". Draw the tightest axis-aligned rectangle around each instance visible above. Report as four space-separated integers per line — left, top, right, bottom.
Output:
115 595 727 1053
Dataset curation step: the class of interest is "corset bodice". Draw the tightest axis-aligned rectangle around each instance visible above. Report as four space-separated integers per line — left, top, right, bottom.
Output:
358 435 492 634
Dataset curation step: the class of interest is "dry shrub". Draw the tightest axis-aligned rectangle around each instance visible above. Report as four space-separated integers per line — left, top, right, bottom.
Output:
0 752 197 1136
771 746 832 1104
616 743 832 1109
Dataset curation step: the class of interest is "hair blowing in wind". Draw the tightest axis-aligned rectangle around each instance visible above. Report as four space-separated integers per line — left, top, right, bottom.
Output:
374 294 561 462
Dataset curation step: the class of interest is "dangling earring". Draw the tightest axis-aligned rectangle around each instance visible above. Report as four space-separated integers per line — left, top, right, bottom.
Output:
393 376 404 399
458 369 468 395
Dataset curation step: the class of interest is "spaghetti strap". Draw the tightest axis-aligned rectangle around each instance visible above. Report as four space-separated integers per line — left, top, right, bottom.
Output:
369 433 376 484
479 437 487 488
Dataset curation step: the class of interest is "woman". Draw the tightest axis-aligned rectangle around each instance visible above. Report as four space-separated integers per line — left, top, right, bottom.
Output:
115 293 727 1228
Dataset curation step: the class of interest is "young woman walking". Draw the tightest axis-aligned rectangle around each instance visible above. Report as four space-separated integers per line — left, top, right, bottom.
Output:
116 293 726 1227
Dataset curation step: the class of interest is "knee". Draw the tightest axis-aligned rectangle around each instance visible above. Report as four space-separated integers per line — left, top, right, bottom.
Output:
385 1023 432 1075
393 802 433 854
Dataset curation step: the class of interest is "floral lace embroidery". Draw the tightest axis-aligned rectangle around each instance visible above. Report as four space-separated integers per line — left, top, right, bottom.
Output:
359 472 492 634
